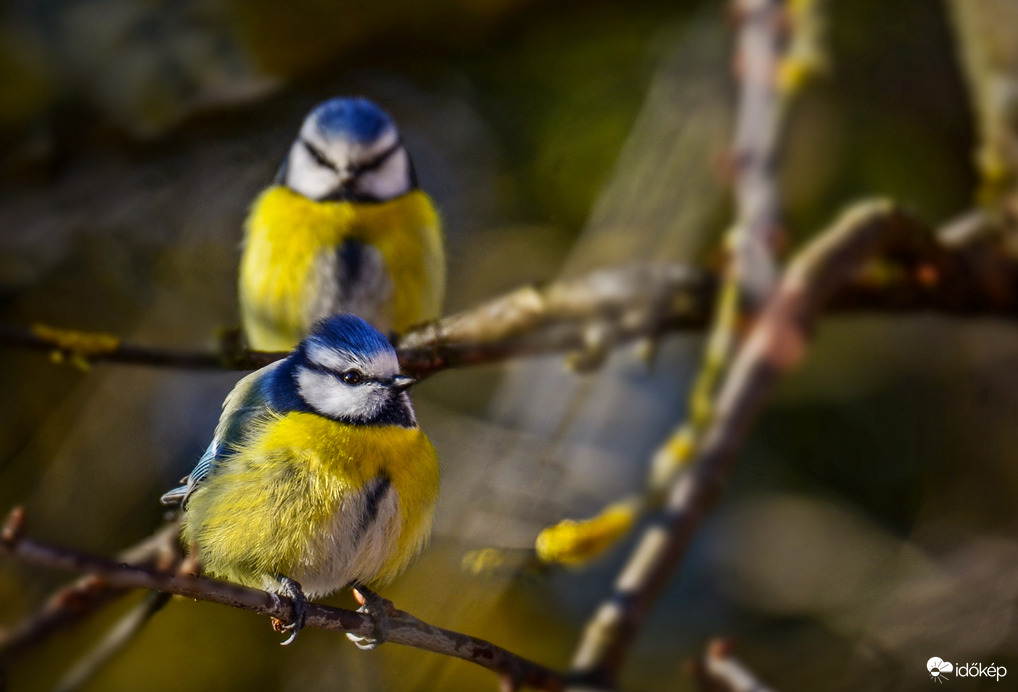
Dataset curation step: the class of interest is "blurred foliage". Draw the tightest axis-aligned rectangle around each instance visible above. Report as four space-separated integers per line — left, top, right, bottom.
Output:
1 0 1017 691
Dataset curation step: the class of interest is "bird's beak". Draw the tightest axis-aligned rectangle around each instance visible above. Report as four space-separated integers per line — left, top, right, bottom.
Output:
321 183 355 202
390 375 415 393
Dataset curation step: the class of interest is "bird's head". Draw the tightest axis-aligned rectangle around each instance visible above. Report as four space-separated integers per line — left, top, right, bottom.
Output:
278 97 417 203
283 314 416 427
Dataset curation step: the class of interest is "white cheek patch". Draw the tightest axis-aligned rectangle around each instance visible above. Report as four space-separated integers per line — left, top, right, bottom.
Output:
286 141 342 200
296 368 387 421
355 147 412 201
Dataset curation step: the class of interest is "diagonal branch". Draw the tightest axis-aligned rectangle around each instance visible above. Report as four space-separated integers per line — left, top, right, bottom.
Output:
0 508 565 691
0 520 180 665
53 591 172 692
690 639 777 692
569 201 923 686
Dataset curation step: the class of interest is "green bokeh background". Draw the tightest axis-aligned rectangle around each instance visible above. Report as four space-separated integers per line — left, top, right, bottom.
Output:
2 1 1016 691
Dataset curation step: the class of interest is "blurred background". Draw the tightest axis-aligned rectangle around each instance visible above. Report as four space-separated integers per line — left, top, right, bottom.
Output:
1 0 1017 690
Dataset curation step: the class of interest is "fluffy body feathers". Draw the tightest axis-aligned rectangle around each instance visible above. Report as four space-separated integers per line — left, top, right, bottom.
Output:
239 98 445 351
163 314 439 598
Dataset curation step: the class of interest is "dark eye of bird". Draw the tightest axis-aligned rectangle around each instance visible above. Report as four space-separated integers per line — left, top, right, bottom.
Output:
302 141 335 171
341 370 363 385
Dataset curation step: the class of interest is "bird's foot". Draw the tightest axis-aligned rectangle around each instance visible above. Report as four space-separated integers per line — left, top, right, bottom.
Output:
272 575 308 646
346 585 392 651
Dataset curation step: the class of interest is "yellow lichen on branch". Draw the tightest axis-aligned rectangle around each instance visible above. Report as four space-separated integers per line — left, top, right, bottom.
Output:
460 547 507 575
535 500 637 567
30 324 122 370
777 0 829 94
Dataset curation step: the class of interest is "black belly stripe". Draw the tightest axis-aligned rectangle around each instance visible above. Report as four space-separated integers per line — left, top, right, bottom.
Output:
352 475 392 546
337 240 365 300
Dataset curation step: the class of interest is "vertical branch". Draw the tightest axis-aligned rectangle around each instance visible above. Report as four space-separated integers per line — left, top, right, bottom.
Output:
656 0 812 489
728 0 787 303
568 0 795 681
569 201 920 687
569 5 829 683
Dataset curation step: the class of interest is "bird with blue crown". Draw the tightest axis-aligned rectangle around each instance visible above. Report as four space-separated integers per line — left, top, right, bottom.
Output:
240 97 446 351
162 313 439 646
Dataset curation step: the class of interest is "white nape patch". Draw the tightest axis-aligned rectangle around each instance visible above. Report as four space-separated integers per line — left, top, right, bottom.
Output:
292 478 401 597
296 367 390 421
352 146 413 202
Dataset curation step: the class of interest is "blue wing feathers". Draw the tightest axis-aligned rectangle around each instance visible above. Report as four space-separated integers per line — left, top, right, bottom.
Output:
160 364 279 507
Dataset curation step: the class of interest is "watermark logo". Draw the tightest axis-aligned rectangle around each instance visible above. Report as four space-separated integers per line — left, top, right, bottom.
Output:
927 658 953 684
927 657 1007 683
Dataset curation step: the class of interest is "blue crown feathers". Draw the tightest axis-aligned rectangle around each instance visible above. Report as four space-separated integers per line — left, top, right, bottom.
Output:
309 98 394 144
302 313 395 362
265 314 396 414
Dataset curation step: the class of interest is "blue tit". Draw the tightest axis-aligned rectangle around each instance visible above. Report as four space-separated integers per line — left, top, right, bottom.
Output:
240 97 446 351
161 313 439 645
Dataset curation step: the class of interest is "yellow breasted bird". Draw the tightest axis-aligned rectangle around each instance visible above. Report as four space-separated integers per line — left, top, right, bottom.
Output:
240 97 445 351
161 313 440 646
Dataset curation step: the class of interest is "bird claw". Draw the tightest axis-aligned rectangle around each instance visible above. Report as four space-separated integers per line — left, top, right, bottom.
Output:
277 576 308 646
346 586 390 651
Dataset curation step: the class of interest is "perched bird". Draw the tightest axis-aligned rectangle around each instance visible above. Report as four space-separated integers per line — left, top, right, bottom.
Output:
161 313 440 646
240 97 446 351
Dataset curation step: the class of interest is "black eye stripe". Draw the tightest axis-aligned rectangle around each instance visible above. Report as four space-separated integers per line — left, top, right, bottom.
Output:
348 139 403 177
302 140 338 172
303 362 379 384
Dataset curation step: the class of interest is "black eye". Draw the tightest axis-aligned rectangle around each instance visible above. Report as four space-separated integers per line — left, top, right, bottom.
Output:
302 141 335 170
341 370 363 385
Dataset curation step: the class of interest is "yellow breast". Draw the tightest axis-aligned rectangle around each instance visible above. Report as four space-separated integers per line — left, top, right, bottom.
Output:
239 186 445 350
182 413 440 595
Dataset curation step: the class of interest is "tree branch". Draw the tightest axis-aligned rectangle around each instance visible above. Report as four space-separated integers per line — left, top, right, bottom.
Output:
53 591 171 692
727 0 788 304
0 324 277 370
569 201 922 686
0 508 565 691
0 520 180 665
0 263 714 378
2 234 1017 382
690 640 776 692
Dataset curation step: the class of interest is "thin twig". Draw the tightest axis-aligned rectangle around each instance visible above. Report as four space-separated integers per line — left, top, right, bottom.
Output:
646 0 798 503
3 237 1018 383
0 508 566 691
53 591 171 692
0 325 276 370
0 264 713 378
690 640 776 692
727 0 788 304
569 201 922 686
0 520 180 665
